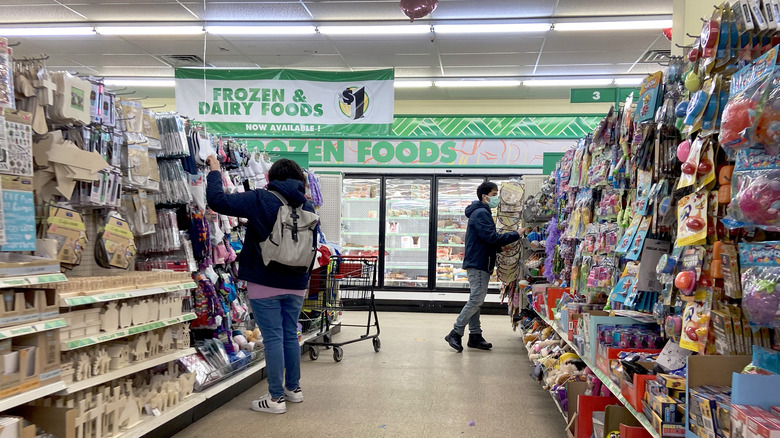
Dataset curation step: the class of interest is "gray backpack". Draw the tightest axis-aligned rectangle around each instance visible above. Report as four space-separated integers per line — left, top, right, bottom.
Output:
259 191 319 274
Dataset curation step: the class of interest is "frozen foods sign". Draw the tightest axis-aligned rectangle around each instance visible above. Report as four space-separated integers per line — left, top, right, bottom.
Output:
175 68 394 137
247 138 572 167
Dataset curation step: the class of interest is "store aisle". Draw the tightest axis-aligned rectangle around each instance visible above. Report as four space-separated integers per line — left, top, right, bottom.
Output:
174 312 569 438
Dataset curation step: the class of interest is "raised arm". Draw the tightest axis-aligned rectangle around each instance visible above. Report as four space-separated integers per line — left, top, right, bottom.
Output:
205 156 258 218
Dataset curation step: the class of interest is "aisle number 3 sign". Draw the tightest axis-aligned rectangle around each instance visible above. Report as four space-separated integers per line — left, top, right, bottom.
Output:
175 68 394 137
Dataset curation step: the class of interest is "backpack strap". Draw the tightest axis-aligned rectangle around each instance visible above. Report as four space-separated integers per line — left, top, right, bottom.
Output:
268 190 288 206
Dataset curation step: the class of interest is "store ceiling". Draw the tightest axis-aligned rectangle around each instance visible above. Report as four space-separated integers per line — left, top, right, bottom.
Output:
3 0 674 100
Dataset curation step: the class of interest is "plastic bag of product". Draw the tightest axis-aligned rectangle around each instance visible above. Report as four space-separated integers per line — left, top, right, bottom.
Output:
723 147 780 231
739 241 780 329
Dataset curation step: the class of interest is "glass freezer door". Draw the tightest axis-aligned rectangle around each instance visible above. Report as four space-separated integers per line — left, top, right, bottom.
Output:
435 178 483 289
384 178 431 288
341 178 381 258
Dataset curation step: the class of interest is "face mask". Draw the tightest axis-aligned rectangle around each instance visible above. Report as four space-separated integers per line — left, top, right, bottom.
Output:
487 195 499 208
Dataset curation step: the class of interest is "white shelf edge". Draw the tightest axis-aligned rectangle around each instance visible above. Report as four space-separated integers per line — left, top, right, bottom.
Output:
62 313 196 351
114 323 337 438
60 281 197 307
0 318 68 341
0 273 66 289
61 348 198 394
0 381 67 412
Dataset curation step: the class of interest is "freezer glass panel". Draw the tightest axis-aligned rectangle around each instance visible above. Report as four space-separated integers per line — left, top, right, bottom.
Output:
341 178 381 258
435 178 483 289
384 178 431 288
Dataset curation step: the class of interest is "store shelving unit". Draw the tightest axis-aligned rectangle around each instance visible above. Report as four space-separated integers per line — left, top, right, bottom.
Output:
0 382 67 412
531 308 661 438
0 318 67 340
0 273 67 288
62 347 198 394
62 313 196 351
59 281 197 307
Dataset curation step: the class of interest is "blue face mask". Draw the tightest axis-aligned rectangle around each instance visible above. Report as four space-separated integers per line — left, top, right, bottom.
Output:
487 195 499 208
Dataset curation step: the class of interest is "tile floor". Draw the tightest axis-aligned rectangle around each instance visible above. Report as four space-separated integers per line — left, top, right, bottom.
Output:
173 311 570 438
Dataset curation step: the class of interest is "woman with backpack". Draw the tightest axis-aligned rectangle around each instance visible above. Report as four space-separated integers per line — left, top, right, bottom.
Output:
206 156 317 414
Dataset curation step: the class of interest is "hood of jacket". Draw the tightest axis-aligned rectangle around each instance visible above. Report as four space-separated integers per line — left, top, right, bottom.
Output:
465 200 490 218
268 179 307 206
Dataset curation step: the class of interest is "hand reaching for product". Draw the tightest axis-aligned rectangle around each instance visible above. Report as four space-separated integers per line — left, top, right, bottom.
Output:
206 155 221 172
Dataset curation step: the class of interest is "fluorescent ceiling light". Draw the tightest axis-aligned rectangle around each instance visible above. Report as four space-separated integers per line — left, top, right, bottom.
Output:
435 80 521 88
614 77 645 86
555 19 673 31
96 26 204 36
394 80 434 88
104 78 175 87
0 27 95 36
318 25 430 35
435 23 551 34
206 25 316 35
524 78 613 87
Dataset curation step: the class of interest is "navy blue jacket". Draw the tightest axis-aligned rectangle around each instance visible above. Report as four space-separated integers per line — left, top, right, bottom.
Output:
462 200 520 273
206 171 315 290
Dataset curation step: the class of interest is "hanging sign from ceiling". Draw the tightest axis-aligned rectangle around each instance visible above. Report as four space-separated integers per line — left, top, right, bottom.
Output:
175 68 394 137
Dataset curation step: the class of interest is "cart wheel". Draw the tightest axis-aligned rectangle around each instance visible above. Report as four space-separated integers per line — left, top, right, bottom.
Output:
372 337 381 352
323 334 332 349
333 346 343 362
309 346 319 361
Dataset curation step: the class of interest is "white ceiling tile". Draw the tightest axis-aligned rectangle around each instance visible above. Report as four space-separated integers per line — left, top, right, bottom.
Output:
66 3 199 21
432 0 556 19
95 66 174 77
65 54 170 67
13 37 148 55
249 54 347 68
225 37 337 56
435 36 545 54
553 0 673 17
333 39 434 55
200 2 312 20
117 36 237 56
302 1 410 21
441 53 539 66
539 50 646 65
394 66 441 77
534 64 635 75
543 32 661 52
341 54 437 68
203 55 259 67
443 65 534 76
0 4 85 22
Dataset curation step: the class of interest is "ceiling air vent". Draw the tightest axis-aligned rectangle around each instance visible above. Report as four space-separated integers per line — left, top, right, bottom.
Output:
160 54 212 67
638 49 672 64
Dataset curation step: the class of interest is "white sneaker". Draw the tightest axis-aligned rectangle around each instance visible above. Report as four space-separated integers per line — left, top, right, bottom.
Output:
251 394 286 414
284 387 303 403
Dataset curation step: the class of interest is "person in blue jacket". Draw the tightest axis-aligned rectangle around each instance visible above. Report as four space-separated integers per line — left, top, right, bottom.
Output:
445 181 520 352
206 156 314 414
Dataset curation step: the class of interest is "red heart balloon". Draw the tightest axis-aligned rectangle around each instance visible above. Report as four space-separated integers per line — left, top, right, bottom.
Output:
400 0 438 22
663 27 673 41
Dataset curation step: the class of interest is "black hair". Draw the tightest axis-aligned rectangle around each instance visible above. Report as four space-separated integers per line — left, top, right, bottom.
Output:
268 158 306 183
477 181 498 200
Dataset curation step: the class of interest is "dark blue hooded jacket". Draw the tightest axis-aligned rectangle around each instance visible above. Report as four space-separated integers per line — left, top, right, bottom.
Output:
206 171 315 290
462 200 520 273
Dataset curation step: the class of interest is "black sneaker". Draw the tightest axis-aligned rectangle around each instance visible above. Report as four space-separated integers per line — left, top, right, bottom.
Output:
445 330 463 352
467 333 492 350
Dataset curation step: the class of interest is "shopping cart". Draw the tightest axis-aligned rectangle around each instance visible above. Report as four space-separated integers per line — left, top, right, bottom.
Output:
303 255 380 362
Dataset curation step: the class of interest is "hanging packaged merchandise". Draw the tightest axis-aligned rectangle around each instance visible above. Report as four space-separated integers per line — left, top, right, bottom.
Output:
695 139 716 191
719 46 778 152
723 146 780 231
123 137 151 188
49 72 92 125
156 113 190 158
188 209 211 261
117 98 144 133
679 288 714 354
138 209 181 254
94 214 137 269
636 72 664 123
0 39 12 109
307 170 324 207
739 241 780 329
119 189 156 236
44 204 87 269
153 159 193 205
676 192 708 246
677 136 704 189
143 109 161 150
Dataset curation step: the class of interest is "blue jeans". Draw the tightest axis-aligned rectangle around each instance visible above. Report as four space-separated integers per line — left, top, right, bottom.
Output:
453 269 490 336
250 294 304 399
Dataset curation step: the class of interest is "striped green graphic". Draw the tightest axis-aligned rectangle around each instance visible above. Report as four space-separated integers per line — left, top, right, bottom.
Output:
391 115 601 139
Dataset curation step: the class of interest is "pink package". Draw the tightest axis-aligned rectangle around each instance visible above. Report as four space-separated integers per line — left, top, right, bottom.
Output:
734 405 770 438
752 416 780 438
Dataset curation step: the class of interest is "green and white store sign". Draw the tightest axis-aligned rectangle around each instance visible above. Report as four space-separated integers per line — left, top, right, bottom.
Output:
175 68 395 136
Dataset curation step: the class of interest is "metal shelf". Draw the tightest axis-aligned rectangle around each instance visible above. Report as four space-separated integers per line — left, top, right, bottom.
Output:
436 260 463 264
437 243 465 247
61 348 197 394
342 231 379 236
0 381 67 412
437 228 467 233
386 247 427 251
385 265 428 270
62 313 196 351
60 281 197 307
532 309 661 438
0 318 67 340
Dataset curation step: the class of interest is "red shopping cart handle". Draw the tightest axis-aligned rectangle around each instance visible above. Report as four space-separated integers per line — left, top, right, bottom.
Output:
331 255 378 261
